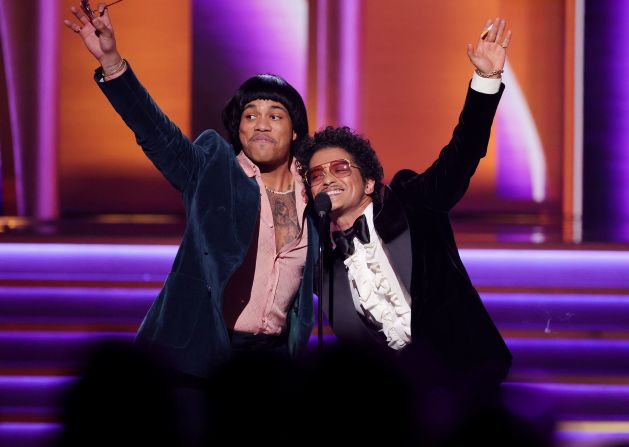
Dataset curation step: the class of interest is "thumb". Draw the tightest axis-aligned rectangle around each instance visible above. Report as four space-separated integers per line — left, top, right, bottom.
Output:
466 43 475 62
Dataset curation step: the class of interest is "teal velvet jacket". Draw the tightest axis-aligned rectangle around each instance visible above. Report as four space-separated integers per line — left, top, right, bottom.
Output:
95 65 317 378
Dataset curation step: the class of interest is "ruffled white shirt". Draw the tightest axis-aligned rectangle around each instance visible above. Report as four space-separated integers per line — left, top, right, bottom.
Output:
342 204 412 350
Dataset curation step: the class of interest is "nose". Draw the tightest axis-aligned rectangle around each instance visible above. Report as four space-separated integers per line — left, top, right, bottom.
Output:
321 168 335 185
255 115 271 131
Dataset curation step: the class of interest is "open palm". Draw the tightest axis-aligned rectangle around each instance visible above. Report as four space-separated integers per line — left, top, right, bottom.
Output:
63 4 118 63
467 18 512 75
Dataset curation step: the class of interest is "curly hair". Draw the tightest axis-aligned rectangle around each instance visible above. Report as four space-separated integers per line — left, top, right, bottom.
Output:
296 126 384 206
221 74 308 155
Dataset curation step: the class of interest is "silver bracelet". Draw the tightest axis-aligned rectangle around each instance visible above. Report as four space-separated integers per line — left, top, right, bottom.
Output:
103 58 127 80
475 68 504 78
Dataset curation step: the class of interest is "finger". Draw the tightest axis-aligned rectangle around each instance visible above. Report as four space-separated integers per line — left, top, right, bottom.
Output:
466 43 475 61
495 18 506 42
479 18 493 40
63 19 82 33
501 29 513 49
70 5 92 26
92 16 113 38
97 3 112 25
486 17 500 42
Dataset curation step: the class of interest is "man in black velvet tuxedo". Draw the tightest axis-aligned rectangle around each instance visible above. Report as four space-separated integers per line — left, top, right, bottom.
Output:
297 18 513 385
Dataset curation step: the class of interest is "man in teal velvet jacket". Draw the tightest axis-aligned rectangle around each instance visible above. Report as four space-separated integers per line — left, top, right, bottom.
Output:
65 4 317 379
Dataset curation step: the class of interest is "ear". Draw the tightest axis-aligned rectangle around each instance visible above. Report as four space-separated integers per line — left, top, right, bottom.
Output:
364 178 375 195
292 131 297 141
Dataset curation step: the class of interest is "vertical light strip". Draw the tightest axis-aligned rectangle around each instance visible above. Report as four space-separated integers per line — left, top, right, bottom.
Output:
572 0 584 243
316 0 328 129
497 62 547 202
338 0 360 129
0 1 24 215
36 0 59 219
582 0 629 241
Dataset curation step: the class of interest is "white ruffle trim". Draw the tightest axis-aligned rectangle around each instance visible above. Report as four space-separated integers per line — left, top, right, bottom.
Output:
344 240 411 350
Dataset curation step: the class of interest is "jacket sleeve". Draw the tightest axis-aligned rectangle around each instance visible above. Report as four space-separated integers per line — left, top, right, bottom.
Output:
390 83 504 212
95 63 212 193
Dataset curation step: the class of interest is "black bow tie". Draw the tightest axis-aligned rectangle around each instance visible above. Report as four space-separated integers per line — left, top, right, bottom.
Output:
332 214 370 258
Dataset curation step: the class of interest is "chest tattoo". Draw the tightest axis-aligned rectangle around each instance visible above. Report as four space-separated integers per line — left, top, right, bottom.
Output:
266 190 300 252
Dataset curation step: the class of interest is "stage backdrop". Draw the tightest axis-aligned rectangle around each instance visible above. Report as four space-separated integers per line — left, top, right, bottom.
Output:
2 1 576 228
307 0 568 216
58 0 192 215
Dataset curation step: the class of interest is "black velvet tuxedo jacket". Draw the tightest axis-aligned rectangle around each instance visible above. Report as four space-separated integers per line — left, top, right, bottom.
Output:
321 84 512 383
95 65 317 378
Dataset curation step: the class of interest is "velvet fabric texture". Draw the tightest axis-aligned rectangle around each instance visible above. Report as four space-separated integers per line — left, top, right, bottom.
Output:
95 65 317 378
321 85 512 384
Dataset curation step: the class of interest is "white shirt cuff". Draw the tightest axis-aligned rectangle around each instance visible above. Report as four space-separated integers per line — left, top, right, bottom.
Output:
470 72 501 94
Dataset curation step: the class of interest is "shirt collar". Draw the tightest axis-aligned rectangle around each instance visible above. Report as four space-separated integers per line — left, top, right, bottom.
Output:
362 202 376 236
236 151 308 206
236 151 258 177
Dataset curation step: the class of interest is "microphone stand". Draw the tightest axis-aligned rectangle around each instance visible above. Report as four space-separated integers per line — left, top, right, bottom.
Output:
313 191 331 351
317 211 327 350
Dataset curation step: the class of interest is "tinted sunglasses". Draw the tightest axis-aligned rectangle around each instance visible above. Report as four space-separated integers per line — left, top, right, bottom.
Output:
307 159 360 186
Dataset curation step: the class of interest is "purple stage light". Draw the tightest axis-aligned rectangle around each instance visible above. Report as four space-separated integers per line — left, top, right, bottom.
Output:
0 243 176 281
583 1 629 241
191 0 307 137
460 248 629 288
338 0 360 128
0 423 62 447
0 376 76 410
315 0 328 127
0 1 24 214
507 338 629 375
555 430 629 445
1 244 628 287
496 63 546 202
482 292 629 331
504 381 629 422
0 331 134 368
0 286 157 323
35 0 59 219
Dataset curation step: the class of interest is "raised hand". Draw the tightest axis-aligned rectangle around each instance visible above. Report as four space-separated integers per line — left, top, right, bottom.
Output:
467 17 512 78
63 3 123 73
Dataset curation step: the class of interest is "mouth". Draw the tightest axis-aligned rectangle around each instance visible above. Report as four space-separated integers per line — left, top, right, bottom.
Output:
322 187 344 197
251 135 275 144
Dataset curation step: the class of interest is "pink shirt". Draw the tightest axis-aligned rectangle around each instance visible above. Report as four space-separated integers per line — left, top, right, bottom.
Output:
221 152 309 335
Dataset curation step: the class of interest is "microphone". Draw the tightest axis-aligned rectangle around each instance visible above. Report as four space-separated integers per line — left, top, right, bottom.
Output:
314 192 331 219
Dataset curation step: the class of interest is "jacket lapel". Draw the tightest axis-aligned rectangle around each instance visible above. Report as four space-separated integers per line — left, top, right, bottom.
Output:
321 253 387 347
373 187 414 295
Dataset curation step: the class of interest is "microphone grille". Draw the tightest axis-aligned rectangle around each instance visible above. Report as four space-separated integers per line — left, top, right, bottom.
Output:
314 192 331 216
